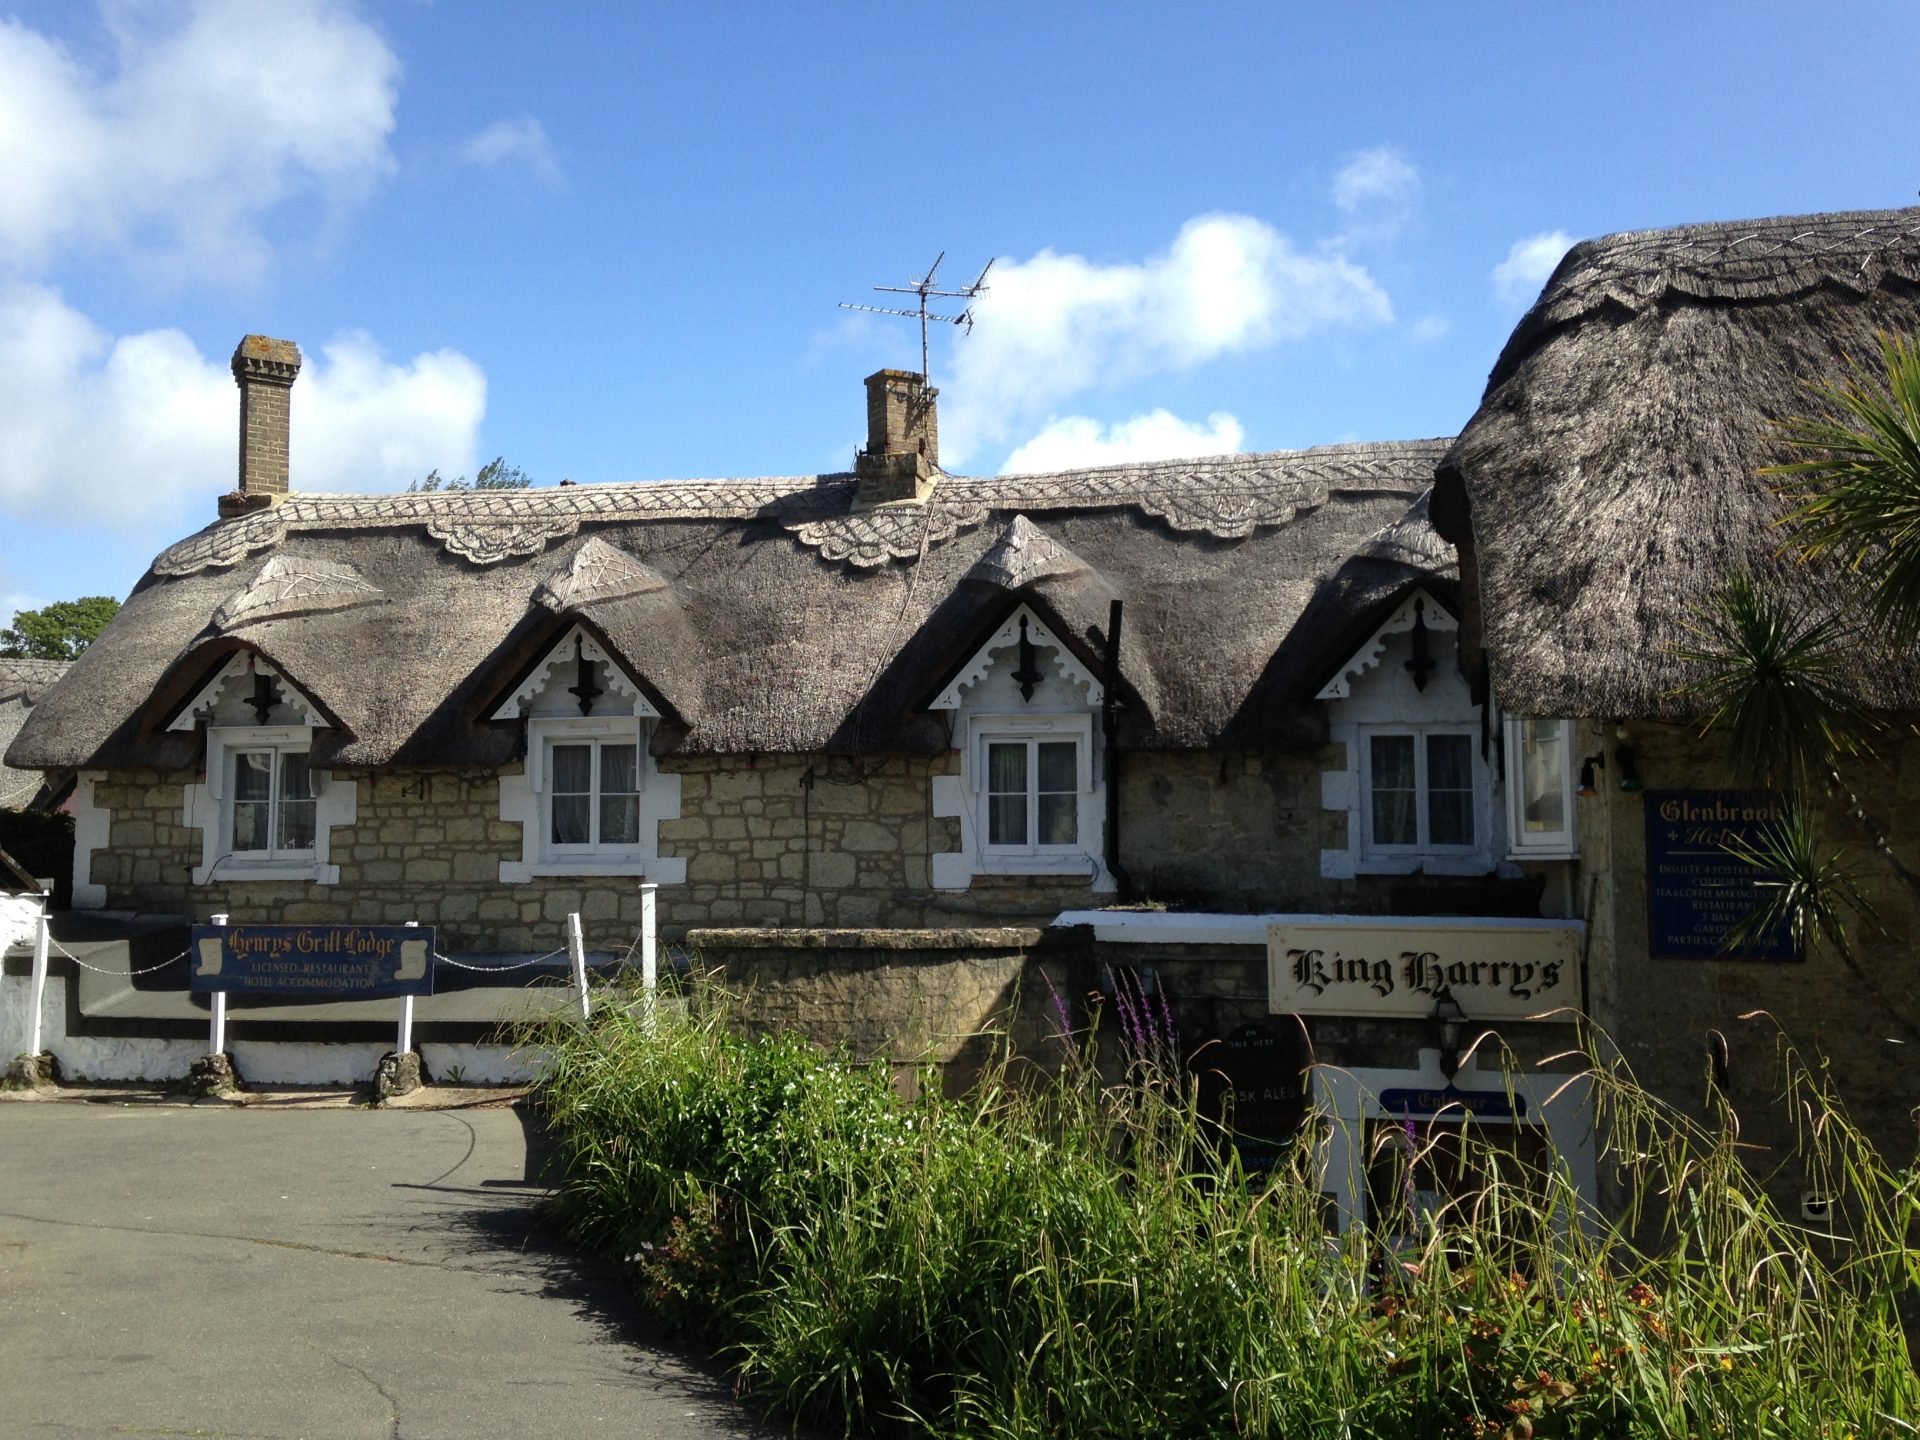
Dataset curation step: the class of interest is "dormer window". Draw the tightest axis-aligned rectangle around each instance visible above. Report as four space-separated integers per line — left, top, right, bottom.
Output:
166 650 354 884
1317 589 1500 879
1361 727 1479 856
493 624 685 883
927 604 1113 891
232 744 315 856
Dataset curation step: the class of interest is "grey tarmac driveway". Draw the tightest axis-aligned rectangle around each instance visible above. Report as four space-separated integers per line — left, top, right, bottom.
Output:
0 1099 790 1440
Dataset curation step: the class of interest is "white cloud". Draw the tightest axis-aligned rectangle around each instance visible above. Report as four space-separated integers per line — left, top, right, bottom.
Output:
0 283 486 528
944 214 1391 465
1333 147 1419 214
1492 230 1574 309
460 116 563 189
1001 410 1245 475
0 0 400 283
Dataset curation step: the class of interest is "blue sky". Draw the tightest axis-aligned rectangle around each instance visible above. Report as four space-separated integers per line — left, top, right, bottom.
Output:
2 1 1917 612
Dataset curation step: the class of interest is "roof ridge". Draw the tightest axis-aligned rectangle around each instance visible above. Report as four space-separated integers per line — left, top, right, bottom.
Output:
1487 204 1920 394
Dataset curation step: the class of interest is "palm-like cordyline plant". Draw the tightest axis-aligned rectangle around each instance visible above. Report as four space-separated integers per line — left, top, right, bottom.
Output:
1765 331 1920 650
1672 569 1872 795
1677 333 1920 1035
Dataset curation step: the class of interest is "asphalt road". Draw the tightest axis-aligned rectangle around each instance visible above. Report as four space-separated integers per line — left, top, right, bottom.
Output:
0 1099 786 1439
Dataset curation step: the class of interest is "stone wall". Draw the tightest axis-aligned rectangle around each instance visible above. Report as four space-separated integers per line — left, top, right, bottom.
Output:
82 745 1423 950
692 925 1062 1089
1583 721 1920 1196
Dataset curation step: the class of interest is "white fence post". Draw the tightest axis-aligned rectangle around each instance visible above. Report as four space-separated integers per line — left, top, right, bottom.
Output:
397 920 419 1054
640 882 658 998
566 911 590 1020
208 912 228 1055
27 891 50 1057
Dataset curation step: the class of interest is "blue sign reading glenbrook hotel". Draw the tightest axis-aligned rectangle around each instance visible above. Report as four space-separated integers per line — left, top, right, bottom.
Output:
188 924 437 997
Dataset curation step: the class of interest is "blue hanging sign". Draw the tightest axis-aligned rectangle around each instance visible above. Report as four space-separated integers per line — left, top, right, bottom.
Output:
188 924 436 997
1643 791 1800 961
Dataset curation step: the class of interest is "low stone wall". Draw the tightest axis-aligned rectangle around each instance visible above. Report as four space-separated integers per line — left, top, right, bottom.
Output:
689 925 1077 1088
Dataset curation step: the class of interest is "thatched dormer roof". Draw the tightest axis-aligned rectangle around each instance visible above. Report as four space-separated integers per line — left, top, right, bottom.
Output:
8 440 1455 771
1436 206 1920 719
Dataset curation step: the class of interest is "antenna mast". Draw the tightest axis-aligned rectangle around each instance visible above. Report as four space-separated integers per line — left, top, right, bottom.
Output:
839 252 994 385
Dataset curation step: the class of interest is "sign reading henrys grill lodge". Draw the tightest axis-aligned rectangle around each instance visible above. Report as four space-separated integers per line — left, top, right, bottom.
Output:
1267 917 1582 1020
189 924 436 998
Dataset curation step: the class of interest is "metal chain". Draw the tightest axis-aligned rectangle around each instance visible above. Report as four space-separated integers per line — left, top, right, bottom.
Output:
45 938 191 976
430 947 568 973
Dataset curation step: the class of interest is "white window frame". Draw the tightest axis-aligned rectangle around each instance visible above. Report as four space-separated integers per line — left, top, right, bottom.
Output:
226 743 317 861
539 721 646 862
976 729 1088 861
499 714 686 882
951 713 1102 879
1358 724 1482 859
1502 716 1579 859
186 724 354 885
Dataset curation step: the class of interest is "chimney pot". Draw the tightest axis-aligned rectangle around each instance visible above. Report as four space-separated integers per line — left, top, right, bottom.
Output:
225 334 301 516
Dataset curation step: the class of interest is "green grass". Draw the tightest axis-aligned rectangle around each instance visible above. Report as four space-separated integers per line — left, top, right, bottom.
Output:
531 981 1920 1438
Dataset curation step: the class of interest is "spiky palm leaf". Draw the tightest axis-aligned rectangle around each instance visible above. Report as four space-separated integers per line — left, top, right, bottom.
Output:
1763 331 1920 650
1720 803 1878 961
1673 570 1874 792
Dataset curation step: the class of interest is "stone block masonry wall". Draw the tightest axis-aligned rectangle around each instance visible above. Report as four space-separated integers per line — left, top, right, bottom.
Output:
1587 722 1920 1211
660 753 1125 929
81 745 1491 958
86 768 657 958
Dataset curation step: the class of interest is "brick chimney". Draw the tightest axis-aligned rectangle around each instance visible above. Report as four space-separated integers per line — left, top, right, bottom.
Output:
855 368 939 505
219 334 302 520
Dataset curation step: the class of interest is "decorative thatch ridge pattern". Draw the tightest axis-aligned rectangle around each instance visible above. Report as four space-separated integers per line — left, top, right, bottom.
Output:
10 439 1456 770
0 658 69 707
1443 205 1920 718
1490 208 1920 391
211 555 382 631
532 537 669 611
151 441 1447 576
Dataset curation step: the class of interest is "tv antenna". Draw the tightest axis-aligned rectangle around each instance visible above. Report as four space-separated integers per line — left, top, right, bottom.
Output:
839 252 994 385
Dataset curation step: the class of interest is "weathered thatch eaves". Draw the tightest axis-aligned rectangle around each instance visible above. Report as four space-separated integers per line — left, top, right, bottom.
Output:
7 439 1456 771
1442 206 1920 719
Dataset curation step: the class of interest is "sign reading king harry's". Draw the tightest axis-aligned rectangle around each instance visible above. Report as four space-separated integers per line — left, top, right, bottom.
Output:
1266 917 1583 1020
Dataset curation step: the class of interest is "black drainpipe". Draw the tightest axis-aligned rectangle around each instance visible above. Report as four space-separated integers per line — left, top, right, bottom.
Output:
1102 598 1132 902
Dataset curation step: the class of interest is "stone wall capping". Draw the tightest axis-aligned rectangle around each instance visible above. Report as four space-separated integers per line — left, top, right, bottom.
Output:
687 925 1050 951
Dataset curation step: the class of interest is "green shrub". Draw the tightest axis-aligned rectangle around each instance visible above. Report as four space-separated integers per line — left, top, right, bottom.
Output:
531 982 1920 1439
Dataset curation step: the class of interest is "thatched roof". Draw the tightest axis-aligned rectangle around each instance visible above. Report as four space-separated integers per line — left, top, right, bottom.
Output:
8 441 1455 770
1436 206 1920 718
0 658 70 707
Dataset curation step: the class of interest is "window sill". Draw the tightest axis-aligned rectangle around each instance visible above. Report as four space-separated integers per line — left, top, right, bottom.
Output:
976 853 1104 878
193 860 338 885
1351 853 1494 878
1507 848 1579 863
533 859 652 877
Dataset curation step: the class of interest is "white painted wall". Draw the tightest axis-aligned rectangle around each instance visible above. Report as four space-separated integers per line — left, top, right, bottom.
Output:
2 970 545 1085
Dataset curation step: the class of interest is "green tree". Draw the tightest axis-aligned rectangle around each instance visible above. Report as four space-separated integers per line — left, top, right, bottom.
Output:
0 595 121 659
407 456 533 493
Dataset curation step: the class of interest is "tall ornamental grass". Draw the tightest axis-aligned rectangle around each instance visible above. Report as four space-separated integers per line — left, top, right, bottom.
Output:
532 982 1920 1439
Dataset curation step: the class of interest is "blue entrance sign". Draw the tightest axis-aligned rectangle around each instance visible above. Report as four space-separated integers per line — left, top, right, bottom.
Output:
1378 1086 1525 1120
1643 791 1799 962
188 924 436 997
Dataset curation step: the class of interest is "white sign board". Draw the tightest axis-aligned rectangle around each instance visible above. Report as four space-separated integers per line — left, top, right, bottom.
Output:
1268 915 1582 1020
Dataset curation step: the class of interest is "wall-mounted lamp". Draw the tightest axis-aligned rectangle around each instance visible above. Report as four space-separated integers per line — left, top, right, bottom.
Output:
1575 752 1605 798
1429 987 1465 1079
1615 743 1645 793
